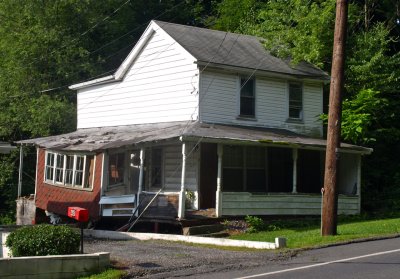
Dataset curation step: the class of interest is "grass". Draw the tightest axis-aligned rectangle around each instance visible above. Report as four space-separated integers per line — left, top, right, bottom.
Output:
230 215 400 249
77 269 126 279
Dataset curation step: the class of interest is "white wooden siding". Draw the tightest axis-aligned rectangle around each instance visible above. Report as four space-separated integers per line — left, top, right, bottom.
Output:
163 143 198 192
77 31 199 128
199 70 323 137
221 193 359 215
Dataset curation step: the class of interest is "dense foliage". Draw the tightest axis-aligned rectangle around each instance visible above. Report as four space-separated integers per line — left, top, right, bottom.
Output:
5 224 80 256
0 0 213 221
214 0 400 214
0 0 399 218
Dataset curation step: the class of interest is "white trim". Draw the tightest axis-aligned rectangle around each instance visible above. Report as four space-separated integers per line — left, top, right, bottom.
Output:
178 142 187 219
69 75 115 90
43 150 94 190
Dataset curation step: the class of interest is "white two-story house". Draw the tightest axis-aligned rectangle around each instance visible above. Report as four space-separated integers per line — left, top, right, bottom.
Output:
19 20 371 223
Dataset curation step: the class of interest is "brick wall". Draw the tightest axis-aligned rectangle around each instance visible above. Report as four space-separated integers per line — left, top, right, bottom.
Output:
35 148 103 221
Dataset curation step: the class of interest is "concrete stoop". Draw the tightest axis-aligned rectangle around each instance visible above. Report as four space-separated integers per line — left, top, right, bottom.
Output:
182 224 226 236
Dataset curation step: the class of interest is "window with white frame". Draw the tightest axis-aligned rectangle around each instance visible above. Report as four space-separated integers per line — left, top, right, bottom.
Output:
288 82 303 119
44 151 94 189
239 76 255 117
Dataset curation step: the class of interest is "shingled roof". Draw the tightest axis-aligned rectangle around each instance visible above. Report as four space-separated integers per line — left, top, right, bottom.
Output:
17 121 371 154
154 20 328 79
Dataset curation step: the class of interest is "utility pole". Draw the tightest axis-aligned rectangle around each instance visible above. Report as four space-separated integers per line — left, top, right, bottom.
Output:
322 0 348 236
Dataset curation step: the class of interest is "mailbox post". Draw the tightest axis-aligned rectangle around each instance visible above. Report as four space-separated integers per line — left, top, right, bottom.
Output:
67 207 89 254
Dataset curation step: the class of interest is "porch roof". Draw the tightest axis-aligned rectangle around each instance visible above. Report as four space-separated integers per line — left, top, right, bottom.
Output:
17 121 372 154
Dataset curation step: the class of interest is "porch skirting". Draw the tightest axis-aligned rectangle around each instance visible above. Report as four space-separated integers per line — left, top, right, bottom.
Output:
220 192 359 216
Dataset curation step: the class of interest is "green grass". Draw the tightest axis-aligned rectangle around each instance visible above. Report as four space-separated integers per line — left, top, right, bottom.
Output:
230 216 400 249
77 269 126 279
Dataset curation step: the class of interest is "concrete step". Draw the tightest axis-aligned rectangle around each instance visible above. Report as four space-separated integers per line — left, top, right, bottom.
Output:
182 224 225 236
196 231 230 238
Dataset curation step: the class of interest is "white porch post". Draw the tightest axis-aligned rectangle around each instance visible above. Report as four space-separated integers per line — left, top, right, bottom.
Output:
178 142 187 219
137 148 145 212
292 148 298 194
17 146 23 198
357 155 362 213
216 143 223 217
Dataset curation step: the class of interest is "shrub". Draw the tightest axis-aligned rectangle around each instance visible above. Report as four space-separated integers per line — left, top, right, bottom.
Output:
5 224 80 257
245 215 266 233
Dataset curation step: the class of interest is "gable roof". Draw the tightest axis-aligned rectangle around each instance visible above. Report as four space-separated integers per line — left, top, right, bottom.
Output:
70 21 328 90
154 20 328 79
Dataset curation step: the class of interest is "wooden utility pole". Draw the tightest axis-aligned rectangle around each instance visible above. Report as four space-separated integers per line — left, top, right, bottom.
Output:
322 0 348 236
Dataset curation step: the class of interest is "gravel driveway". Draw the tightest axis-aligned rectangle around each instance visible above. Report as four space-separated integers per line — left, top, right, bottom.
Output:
85 238 294 278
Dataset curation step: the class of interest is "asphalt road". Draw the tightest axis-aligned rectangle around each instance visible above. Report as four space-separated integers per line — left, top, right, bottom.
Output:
188 237 400 279
86 236 400 278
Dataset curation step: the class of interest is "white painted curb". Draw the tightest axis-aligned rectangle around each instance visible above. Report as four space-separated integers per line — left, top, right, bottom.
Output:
84 229 286 249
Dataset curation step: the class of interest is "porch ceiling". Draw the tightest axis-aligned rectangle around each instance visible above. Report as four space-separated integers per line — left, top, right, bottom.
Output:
16 121 372 154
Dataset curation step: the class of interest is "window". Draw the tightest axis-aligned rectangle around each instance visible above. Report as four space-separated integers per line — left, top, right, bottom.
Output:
44 151 94 189
45 153 55 181
239 77 255 117
223 146 266 192
108 153 125 186
151 148 163 187
288 82 303 119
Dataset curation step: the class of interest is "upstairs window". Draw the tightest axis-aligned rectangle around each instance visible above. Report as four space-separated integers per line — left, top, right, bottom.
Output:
289 82 303 119
239 77 255 118
45 151 94 189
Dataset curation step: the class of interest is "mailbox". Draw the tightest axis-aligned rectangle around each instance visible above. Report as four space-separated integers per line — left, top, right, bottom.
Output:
67 207 89 222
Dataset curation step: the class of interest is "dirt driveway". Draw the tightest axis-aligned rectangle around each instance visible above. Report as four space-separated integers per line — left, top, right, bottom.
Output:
85 238 293 278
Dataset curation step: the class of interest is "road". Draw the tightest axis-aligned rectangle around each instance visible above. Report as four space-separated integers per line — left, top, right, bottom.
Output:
188 237 400 279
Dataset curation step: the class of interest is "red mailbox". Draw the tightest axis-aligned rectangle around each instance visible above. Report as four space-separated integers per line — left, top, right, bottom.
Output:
67 207 89 222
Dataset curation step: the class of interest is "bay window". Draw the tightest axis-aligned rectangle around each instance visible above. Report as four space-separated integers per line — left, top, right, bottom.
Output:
44 151 94 189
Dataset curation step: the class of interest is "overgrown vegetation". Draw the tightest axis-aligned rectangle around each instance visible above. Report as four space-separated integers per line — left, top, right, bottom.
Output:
232 215 400 248
5 224 80 256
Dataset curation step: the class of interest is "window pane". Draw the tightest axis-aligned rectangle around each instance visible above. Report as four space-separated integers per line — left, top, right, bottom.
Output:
109 153 125 186
84 155 95 189
74 156 84 186
55 154 64 183
240 77 255 117
45 153 54 181
65 155 74 185
289 83 303 119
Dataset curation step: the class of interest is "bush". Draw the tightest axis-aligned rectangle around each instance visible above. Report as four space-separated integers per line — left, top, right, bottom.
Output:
245 215 266 233
5 224 80 257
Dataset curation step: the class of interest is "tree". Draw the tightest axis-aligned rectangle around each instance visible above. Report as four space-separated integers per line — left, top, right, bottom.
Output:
212 0 400 214
0 0 214 221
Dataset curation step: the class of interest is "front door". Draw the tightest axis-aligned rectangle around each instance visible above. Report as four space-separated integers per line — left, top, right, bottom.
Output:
199 143 218 209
